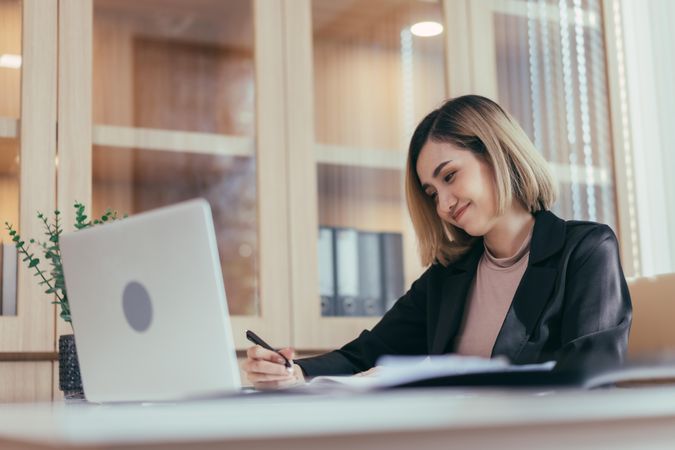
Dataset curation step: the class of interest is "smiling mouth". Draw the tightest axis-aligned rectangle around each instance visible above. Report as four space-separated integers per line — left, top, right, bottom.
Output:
453 203 469 221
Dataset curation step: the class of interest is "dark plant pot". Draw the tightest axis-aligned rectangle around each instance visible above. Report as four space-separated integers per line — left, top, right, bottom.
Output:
58 334 85 400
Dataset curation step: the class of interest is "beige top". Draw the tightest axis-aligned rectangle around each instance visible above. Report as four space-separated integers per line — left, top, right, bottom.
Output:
454 229 533 358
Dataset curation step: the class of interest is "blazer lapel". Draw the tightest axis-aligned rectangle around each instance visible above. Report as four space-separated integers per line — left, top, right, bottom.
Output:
491 266 557 361
431 243 483 355
491 210 566 362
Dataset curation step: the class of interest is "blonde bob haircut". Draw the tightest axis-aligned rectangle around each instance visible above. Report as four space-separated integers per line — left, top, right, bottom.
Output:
405 95 557 267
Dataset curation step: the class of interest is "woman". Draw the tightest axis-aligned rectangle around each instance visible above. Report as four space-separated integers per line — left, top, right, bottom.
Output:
243 95 632 390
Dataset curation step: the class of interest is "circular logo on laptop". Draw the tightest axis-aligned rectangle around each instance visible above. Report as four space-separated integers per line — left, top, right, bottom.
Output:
122 281 153 332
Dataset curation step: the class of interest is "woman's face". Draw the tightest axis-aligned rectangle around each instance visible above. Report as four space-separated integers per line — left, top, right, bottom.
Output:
416 140 499 236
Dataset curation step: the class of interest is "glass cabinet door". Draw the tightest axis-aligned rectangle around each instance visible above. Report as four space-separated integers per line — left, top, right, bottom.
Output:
0 0 21 319
92 0 257 316
468 0 618 230
289 0 447 348
63 0 292 348
0 0 57 356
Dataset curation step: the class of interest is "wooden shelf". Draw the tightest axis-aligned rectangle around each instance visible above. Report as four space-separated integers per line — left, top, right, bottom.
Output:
93 124 254 157
315 143 406 170
90 128 612 188
0 117 18 139
0 352 57 362
315 142 611 187
91 127 407 170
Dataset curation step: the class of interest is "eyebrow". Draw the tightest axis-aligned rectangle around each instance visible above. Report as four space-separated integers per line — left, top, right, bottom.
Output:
421 160 453 191
433 160 452 178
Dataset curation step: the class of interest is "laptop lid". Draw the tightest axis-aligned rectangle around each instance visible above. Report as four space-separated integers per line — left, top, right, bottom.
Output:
60 198 241 403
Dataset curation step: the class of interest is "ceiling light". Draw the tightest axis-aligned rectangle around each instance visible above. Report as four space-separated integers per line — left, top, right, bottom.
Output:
0 54 22 69
410 21 443 37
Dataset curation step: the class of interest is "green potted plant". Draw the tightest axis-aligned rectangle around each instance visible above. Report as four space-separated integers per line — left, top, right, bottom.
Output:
4 202 125 399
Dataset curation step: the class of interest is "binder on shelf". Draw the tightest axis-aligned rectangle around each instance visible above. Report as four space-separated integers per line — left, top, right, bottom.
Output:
358 231 384 316
318 227 336 316
380 232 405 312
1 242 17 316
334 228 360 316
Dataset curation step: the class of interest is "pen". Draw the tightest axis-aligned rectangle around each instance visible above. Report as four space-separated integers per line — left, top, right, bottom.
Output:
245 330 293 371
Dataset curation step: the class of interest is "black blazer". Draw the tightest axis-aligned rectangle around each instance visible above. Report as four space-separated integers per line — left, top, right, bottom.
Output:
297 210 632 376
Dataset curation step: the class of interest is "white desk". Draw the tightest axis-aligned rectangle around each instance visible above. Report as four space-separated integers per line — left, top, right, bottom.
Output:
2 387 675 449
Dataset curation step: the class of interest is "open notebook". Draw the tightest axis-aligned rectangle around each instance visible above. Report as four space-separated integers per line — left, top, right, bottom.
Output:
300 355 556 392
298 354 675 392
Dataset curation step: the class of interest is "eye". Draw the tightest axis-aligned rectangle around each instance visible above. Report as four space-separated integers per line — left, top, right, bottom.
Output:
443 171 456 183
426 191 437 201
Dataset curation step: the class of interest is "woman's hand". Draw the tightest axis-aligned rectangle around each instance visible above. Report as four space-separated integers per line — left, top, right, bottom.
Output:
242 345 305 390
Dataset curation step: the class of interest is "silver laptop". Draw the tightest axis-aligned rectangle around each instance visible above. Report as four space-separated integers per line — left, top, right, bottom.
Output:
60 198 241 403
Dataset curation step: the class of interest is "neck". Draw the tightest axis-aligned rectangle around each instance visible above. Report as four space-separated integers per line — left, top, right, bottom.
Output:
483 203 535 258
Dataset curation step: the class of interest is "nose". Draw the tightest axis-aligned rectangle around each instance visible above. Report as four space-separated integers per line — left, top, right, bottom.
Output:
437 190 457 215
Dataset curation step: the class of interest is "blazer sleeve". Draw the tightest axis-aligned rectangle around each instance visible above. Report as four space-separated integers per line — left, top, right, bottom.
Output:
295 266 434 377
554 225 632 372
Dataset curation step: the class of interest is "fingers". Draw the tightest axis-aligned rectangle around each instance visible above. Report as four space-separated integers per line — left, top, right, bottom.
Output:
243 345 297 388
278 347 295 361
253 365 304 390
243 358 291 377
246 345 288 365
248 372 294 383
291 363 305 383
244 365 294 385
243 345 305 390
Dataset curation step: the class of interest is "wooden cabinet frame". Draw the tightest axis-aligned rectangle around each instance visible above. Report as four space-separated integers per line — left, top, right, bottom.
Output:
0 0 58 403
55 0 294 351
0 0 57 354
